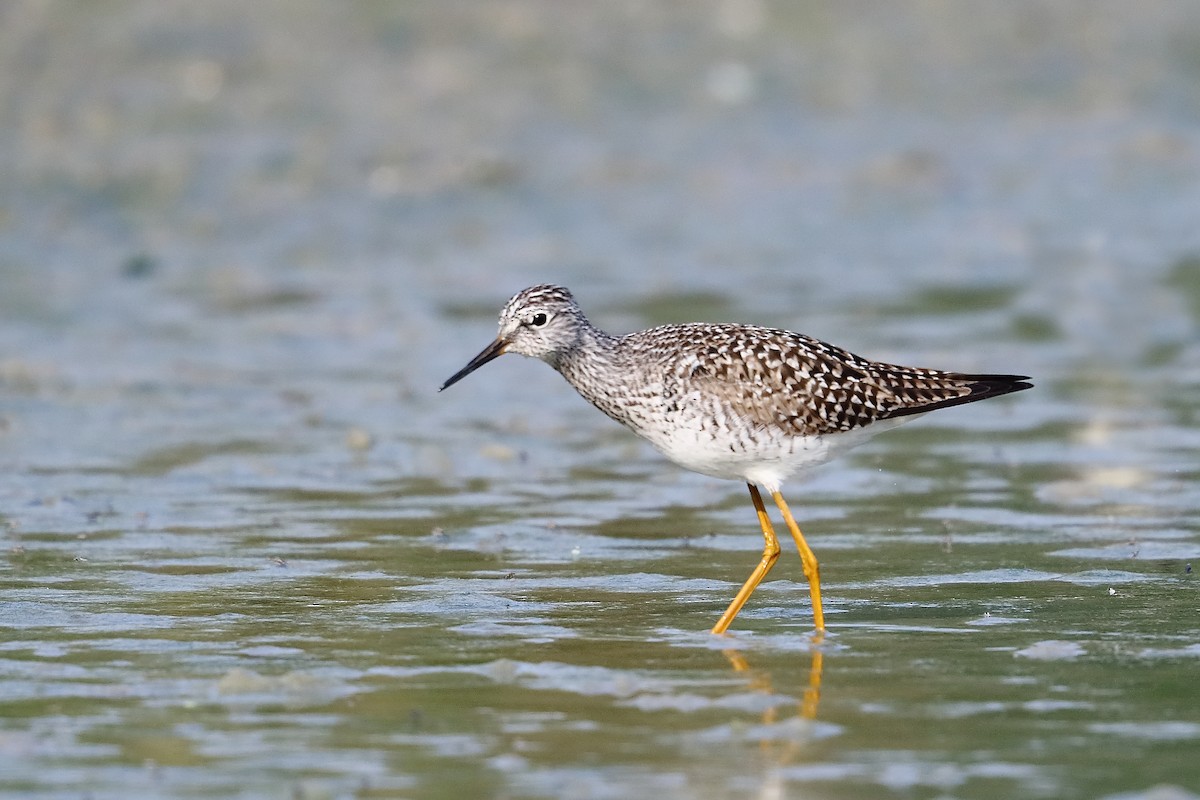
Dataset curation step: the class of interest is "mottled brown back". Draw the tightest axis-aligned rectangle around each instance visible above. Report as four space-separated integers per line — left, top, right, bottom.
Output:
639 324 1031 438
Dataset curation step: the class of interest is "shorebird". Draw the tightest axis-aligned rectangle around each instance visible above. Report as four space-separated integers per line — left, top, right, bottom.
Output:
440 284 1031 632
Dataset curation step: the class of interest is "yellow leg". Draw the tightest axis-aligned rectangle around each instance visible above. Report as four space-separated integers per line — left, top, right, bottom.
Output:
711 484 779 634
771 490 825 631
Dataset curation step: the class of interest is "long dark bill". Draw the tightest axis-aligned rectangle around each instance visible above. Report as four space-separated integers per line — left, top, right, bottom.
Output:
439 338 508 391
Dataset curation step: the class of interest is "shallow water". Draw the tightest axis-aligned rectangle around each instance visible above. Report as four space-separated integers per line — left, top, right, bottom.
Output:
2 2 1200 799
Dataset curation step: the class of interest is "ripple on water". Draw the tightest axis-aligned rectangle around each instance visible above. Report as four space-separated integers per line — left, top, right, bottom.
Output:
1086 722 1200 741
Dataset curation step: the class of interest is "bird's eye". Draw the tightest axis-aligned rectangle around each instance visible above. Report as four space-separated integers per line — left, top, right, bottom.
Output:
530 312 549 327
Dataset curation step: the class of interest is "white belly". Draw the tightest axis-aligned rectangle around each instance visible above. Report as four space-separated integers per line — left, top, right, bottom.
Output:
636 406 919 492
564 359 923 492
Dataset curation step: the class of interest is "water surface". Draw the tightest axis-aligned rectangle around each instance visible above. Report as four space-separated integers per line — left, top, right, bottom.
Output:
2 2 1199 798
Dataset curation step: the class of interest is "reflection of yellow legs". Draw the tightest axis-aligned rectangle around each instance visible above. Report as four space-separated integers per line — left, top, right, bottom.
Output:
722 631 825 723
711 484 826 634
800 633 824 719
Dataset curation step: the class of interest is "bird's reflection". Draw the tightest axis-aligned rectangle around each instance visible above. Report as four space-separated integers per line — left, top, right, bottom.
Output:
722 632 825 745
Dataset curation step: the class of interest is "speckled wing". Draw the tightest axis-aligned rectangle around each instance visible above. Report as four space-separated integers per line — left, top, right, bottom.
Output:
651 324 1031 437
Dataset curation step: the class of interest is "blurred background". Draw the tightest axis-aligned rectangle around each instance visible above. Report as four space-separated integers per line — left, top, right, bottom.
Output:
1 2 1198 799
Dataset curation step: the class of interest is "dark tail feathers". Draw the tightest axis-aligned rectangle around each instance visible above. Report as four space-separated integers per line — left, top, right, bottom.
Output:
881 374 1033 420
